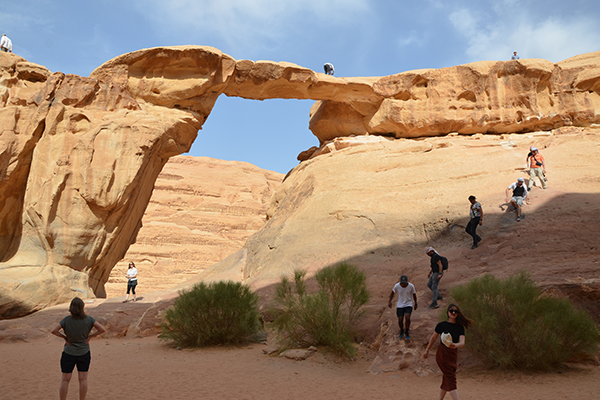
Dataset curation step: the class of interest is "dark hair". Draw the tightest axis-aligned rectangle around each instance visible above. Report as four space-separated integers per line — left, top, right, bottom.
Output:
69 297 87 320
129 262 135 268
447 303 473 328
468 195 476 201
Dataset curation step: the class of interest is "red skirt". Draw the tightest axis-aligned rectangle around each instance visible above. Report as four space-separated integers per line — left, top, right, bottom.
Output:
436 343 458 391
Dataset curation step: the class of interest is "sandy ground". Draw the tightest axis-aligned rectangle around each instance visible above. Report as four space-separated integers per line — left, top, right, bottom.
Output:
2 335 599 400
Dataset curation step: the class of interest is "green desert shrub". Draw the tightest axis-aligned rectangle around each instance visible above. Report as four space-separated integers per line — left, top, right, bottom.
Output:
271 262 370 357
159 281 261 348
451 271 600 370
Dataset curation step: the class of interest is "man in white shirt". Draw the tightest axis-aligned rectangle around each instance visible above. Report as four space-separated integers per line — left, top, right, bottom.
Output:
1 34 12 53
323 62 334 75
388 275 418 340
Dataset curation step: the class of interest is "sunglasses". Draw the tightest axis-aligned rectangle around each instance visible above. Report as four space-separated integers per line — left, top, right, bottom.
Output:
448 309 458 314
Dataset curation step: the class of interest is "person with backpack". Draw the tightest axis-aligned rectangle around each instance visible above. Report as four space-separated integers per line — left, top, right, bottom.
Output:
426 247 447 309
323 62 335 75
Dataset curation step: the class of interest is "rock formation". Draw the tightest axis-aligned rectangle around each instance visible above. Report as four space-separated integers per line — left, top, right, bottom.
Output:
105 156 282 298
1 46 599 318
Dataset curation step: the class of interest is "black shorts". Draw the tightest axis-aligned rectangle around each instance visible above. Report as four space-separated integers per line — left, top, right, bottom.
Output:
396 306 413 317
60 351 91 373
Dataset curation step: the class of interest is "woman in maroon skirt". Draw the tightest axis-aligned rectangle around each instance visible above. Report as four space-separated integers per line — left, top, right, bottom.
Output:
423 304 473 400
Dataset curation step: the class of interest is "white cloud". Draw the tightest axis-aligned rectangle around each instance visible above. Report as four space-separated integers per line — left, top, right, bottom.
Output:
448 7 600 62
134 0 370 51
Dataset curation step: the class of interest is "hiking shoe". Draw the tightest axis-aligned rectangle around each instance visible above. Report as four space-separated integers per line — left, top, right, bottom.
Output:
438 296 444 300
517 216 521 222
405 335 411 340
476 236 482 243
398 332 405 339
428 303 440 309
471 243 478 249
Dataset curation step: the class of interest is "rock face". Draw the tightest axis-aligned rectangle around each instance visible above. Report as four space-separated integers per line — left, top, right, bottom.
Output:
199 127 600 373
1 46 599 318
104 156 282 298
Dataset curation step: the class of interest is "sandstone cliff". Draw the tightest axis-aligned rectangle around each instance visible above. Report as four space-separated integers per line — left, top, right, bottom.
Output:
1 46 599 318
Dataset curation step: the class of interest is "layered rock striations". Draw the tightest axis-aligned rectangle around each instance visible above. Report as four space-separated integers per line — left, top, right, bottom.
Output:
1 46 599 318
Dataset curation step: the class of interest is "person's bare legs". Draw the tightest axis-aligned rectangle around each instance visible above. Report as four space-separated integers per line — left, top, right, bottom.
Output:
404 314 411 333
60 373 72 400
439 389 459 400
78 371 88 400
510 199 522 219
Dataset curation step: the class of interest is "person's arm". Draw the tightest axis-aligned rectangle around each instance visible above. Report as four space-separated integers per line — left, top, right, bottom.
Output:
423 331 440 359
85 321 106 344
388 290 395 308
448 334 466 349
51 323 71 345
436 259 443 280
412 293 418 310
505 186 511 203
478 205 483 226
541 158 546 173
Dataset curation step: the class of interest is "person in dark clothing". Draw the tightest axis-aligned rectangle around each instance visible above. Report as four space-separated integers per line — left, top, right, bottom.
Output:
425 247 444 309
505 177 528 221
51 297 106 400
424 304 473 400
465 195 483 249
323 62 335 75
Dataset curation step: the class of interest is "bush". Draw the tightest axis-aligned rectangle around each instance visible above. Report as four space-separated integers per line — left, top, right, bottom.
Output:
271 262 370 357
159 281 261 348
451 271 600 370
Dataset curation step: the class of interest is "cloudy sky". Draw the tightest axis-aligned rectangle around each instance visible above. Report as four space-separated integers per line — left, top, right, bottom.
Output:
2 0 599 173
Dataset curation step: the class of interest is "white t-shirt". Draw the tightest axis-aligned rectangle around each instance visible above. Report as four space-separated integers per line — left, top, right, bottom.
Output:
392 282 416 308
0 36 12 51
126 267 138 282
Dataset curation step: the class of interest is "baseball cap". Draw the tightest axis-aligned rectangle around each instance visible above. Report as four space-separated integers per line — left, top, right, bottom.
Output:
425 246 436 254
400 275 408 284
531 146 538 151
517 177 525 182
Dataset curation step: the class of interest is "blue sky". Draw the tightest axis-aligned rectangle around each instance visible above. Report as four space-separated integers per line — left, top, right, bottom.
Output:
2 0 599 174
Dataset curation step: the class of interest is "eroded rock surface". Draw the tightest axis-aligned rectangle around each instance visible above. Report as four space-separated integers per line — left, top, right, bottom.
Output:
1 46 599 318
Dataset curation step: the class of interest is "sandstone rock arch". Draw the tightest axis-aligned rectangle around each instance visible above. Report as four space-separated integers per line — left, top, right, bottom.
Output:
1 46 599 318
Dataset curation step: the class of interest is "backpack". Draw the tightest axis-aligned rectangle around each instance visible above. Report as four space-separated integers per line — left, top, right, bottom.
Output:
440 256 449 271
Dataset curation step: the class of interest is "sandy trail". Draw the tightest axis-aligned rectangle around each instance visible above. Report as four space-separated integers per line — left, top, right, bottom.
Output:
2 335 599 400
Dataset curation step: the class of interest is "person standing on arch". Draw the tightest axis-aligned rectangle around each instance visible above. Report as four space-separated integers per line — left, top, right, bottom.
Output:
0 34 12 53
323 62 335 75
511 51 519 60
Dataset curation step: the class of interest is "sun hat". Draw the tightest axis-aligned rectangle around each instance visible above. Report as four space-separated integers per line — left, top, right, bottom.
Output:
531 146 538 151
425 246 436 254
517 177 525 182
441 332 453 347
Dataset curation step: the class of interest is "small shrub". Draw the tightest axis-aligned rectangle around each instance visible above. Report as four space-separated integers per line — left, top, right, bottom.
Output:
159 281 261 348
451 271 600 370
271 262 370 357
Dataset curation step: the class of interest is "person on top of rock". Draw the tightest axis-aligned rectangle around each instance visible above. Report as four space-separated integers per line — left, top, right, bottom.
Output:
526 146 547 190
511 51 519 60
388 274 418 340
505 177 528 222
124 262 138 302
426 247 445 309
0 34 12 53
323 62 335 75
466 195 483 249
51 297 106 400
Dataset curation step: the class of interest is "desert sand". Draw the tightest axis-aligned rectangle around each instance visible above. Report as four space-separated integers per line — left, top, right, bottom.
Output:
2 333 599 400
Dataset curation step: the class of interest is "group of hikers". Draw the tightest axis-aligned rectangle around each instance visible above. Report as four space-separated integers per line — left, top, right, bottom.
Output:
385 145 547 399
